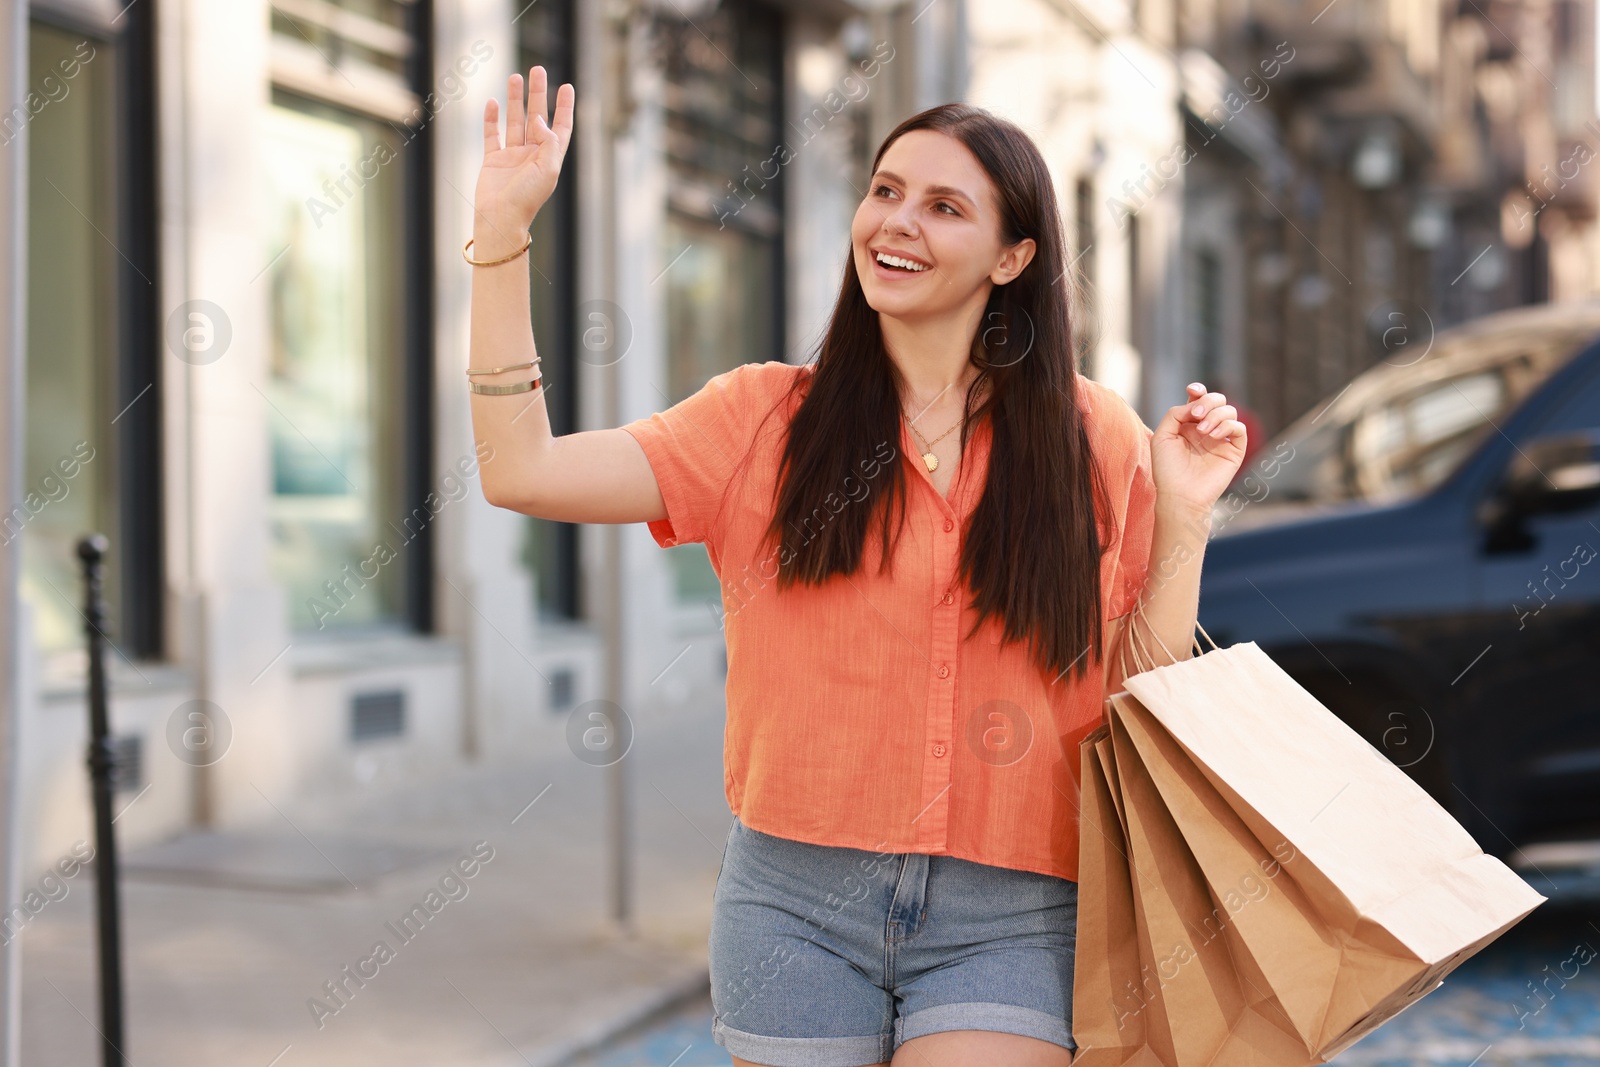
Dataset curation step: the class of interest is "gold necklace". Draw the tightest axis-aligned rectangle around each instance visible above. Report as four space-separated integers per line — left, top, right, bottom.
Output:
904 410 963 473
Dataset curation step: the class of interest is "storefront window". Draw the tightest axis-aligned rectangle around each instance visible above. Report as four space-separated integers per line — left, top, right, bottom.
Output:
18 21 120 657
658 0 785 400
260 93 409 632
663 213 779 405
657 1 785 601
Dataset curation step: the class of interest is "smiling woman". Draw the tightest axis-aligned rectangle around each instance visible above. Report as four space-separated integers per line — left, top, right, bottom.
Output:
465 70 1247 1067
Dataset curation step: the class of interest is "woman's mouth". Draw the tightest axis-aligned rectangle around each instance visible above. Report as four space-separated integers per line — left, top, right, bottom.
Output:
872 250 930 275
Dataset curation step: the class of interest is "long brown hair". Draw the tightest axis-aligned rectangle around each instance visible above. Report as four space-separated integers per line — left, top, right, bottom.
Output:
759 103 1111 682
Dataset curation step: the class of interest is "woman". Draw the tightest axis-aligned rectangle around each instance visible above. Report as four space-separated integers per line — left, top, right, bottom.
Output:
467 68 1245 1067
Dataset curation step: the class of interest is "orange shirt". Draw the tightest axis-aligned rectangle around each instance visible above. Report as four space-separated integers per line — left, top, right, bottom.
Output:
621 360 1156 881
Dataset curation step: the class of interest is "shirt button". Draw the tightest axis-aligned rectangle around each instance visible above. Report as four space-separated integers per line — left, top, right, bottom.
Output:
942 591 954 605
932 742 948 758
943 518 954 532
937 664 950 679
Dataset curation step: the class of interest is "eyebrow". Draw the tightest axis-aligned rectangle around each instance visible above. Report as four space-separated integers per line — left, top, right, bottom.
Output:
873 170 976 207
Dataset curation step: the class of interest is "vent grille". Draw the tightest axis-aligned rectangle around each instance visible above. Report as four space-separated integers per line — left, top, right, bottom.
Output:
351 690 405 742
549 667 575 714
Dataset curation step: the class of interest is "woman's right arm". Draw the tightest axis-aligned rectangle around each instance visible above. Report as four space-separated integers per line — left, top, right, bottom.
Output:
468 66 667 526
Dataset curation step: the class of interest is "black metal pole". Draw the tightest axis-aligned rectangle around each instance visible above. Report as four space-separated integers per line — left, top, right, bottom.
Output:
76 534 126 1067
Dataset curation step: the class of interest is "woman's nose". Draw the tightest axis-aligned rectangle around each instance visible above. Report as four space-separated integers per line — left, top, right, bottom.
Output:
883 203 917 238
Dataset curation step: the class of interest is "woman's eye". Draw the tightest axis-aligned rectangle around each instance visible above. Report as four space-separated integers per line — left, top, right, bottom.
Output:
872 184 896 198
936 202 958 215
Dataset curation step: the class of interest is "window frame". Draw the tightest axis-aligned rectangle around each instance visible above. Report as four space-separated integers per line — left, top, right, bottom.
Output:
399 0 434 632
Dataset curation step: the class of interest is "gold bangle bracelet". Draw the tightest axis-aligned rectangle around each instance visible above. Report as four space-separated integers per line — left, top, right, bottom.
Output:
468 377 542 395
466 357 541 377
463 232 532 267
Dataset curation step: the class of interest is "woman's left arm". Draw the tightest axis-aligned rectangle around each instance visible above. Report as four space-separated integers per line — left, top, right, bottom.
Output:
1111 382 1247 676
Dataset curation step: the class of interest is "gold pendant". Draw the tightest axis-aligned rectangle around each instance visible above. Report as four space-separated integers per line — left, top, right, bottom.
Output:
923 452 939 473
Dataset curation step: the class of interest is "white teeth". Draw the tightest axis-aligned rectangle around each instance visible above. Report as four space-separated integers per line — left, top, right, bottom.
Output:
875 251 928 272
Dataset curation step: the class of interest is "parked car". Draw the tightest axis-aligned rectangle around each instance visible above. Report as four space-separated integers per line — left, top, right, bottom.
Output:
1198 302 1600 860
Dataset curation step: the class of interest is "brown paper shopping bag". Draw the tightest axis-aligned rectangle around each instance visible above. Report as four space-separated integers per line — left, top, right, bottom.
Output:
1075 703 1325 1066
1113 696 1317 1066
1072 613 1545 1065
1075 727 1168 1067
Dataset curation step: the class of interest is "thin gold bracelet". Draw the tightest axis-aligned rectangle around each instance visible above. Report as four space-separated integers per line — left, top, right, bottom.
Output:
466 357 541 377
468 376 542 395
463 232 532 267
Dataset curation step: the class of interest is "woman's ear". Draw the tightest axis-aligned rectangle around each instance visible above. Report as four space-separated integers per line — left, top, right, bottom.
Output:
991 237 1037 286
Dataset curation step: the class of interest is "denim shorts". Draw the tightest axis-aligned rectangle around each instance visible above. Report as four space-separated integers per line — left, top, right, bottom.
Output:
708 814 1078 1066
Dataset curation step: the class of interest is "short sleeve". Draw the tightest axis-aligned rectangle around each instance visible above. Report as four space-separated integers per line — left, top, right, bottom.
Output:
620 361 795 549
1080 378 1157 621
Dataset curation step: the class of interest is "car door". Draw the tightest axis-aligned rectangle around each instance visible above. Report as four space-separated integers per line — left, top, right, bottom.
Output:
1469 355 1600 839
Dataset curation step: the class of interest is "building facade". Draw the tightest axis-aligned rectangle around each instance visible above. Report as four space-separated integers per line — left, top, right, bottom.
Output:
967 0 1599 437
0 0 962 1016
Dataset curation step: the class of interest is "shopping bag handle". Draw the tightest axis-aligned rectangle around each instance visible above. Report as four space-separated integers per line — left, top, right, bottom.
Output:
1127 598 1179 672
1125 602 1223 676
1118 610 1134 681
1119 603 1155 678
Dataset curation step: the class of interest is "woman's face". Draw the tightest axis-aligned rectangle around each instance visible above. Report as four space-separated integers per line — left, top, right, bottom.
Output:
850 129 1035 322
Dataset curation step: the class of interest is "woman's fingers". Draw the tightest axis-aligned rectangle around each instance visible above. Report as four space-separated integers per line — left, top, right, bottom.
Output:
1196 405 1236 435
1186 391 1227 419
1208 419 1247 445
551 81 575 152
1169 390 1219 424
1168 384 1244 440
487 70 576 159
505 72 527 147
482 98 501 158
527 65 549 140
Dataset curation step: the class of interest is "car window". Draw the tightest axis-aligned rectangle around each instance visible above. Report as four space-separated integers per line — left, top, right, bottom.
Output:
1266 420 1342 503
1348 370 1504 502
1262 329 1597 506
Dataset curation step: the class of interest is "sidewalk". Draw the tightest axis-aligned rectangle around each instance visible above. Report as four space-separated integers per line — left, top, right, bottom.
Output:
20 678 733 1066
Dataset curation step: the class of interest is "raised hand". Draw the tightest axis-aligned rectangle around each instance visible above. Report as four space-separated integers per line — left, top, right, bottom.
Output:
475 66 574 242
1151 382 1248 514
